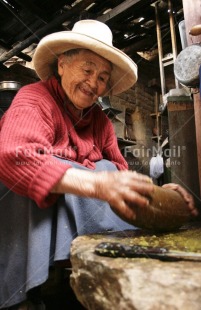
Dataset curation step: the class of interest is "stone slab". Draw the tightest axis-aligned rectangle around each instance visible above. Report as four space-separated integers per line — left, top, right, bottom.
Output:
70 225 201 310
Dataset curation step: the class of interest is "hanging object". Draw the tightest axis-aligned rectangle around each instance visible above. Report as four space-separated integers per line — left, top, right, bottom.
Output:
178 20 188 50
0 81 21 117
189 24 201 36
174 23 201 88
174 44 201 88
150 154 164 179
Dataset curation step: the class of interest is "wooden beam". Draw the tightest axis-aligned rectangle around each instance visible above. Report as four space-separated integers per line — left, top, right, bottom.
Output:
155 2 166 97
182 0 201 46
167 99 200 205
182 0 201 197
0 0 95 63
97 0 142 23
194 93 201 197
0 42 32 62
168 0 179 89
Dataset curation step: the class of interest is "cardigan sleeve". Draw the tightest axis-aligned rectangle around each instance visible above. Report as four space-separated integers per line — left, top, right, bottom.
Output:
0 105 71 208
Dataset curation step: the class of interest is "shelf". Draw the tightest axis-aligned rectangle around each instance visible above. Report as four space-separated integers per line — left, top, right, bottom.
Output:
150 112 161 118
167 96 193 103
117 138 136 147
162 55 174 67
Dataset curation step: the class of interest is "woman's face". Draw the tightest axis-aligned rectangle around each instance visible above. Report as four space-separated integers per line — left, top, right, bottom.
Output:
58 50 112 110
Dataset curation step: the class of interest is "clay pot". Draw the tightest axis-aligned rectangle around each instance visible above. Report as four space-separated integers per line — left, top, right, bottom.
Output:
130 185 192 232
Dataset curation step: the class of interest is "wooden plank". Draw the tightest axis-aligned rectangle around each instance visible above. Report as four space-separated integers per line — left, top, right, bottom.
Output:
182 0 201 196
168 0 179 89
0 0 95 63
167 101 200 207
194 93 201 196
168 102 194 112
97 0 142 23
182 0 201 46
155 2 165 97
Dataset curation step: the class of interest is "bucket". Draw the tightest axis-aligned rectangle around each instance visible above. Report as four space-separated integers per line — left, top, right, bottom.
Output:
0 81 21 117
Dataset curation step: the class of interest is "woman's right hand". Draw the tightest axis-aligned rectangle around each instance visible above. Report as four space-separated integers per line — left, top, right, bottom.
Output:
52 168 154 224
94 170 154 224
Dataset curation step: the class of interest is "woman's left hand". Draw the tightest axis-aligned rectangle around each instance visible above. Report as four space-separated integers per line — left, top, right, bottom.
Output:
162 183 198 216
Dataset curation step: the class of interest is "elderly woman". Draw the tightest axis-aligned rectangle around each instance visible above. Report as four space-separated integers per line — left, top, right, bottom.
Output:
0 20 196 310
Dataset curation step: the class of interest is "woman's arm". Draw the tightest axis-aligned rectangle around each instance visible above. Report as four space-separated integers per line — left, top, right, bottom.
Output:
52 168 154 223
52 170 198 223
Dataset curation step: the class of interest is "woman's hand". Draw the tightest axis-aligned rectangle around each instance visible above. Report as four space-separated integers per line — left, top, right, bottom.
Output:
162 183 198 216
52 169 154 224
94 170 154 223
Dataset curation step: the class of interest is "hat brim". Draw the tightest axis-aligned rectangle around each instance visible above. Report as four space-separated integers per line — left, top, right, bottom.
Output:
33 31 138 95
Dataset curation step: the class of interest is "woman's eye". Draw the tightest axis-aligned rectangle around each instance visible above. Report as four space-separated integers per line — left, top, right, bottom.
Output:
84 69 91 74
99 76 107 83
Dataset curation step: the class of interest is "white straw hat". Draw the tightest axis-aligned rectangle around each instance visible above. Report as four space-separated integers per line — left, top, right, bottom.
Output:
33 19 138 95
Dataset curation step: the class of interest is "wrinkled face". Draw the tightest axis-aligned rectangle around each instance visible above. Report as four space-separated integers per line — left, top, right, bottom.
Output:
58 49 112 110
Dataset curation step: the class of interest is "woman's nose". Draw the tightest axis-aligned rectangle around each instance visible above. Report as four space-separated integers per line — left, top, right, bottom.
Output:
88 74 98 90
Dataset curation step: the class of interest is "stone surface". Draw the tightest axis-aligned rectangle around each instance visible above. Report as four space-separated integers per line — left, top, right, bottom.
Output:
70 227 201 310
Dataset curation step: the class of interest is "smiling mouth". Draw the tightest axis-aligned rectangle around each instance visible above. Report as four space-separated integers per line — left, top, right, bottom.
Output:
79 85 96 98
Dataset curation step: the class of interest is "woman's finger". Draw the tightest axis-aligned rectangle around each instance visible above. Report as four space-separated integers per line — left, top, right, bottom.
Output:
162 183 198 216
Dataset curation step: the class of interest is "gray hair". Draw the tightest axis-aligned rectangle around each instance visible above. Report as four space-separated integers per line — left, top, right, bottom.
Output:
63 48 86 59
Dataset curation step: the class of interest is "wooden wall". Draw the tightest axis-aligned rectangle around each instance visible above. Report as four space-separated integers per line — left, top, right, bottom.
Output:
182 0 201 196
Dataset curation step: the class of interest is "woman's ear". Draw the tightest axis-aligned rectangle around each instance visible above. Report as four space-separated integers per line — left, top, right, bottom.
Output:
58 54 65 76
